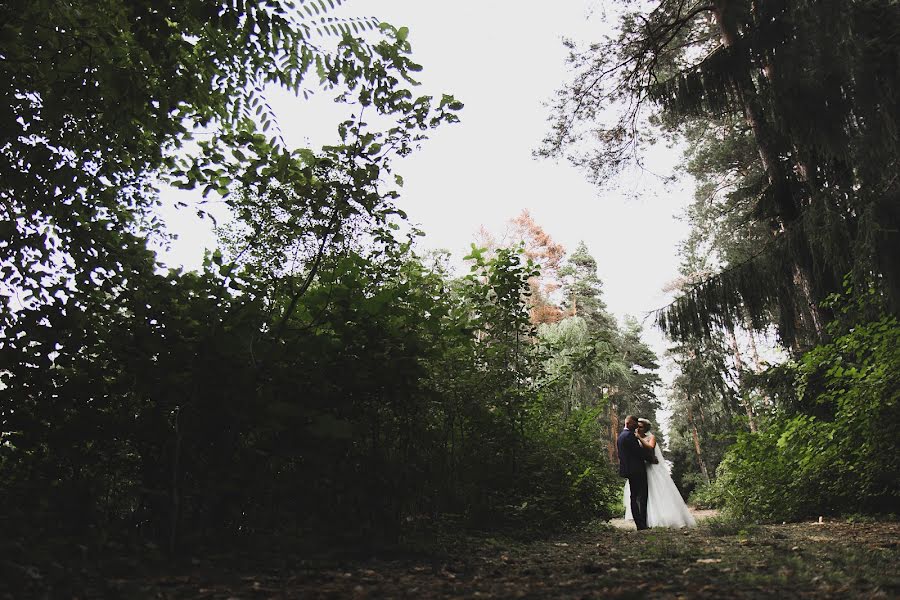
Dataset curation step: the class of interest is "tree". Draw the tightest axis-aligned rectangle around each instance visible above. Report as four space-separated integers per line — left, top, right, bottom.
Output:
472 211 567 325
510 210 567 325
0 0 465 557
542 242 662 466
664 332 740 495
714 290 900 520
1 0 461 325
543 0 900 346
559 241 616 333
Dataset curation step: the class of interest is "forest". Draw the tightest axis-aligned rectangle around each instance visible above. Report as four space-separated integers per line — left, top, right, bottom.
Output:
1 0 898 597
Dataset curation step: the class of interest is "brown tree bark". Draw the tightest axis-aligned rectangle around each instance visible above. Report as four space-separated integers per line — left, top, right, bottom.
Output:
688 404 711 484
712 0 827 339
727 326 758 432
608 400 619 465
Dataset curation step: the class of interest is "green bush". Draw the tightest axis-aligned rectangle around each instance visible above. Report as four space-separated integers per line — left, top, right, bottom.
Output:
716 311 900 521
512 407 622 529
700 514 759 537
688 480 726 510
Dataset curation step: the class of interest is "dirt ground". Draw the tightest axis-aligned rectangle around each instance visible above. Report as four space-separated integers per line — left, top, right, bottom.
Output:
78 511 899 599
608 508 722 530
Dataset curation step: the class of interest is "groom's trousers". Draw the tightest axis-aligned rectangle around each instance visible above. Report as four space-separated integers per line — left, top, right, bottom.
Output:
628 470 649 530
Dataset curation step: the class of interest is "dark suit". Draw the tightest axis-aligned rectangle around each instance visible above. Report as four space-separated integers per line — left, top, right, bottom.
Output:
617 427 649 530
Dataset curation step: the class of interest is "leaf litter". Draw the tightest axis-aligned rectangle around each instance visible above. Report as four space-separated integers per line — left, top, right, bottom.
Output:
16 519 900 599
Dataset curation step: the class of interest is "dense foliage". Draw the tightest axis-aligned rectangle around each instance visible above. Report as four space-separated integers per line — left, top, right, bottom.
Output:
713 290 900 520
547 0 899 521
545 0 900 347
1 5 669 585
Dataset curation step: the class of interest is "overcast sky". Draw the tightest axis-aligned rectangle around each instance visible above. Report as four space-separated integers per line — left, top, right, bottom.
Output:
159 0 695 415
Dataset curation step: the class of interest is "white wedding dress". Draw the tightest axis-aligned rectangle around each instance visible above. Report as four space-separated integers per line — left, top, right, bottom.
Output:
624 444 696 528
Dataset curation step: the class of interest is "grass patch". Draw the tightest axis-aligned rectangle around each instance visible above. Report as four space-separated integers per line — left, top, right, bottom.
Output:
700 515 759 537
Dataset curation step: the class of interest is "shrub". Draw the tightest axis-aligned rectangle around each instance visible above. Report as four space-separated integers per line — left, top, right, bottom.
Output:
688 480 726 510
716 312 900 521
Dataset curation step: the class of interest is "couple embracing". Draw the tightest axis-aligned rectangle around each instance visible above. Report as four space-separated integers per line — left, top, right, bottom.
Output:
617 415 696 530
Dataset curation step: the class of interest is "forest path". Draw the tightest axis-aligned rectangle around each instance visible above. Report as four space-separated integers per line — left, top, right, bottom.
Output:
609 507 720 530
101 517 899 599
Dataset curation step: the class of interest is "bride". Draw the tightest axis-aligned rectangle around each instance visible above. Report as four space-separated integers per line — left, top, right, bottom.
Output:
624 418 696 528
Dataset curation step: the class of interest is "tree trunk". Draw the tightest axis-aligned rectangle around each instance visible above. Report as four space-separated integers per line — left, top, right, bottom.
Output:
688 405 711 484
713 0 826 340
793 263 825 337
169 408 182 556
727 326 758 432
745 317 763 373
608 400 619 465
697 399 708 427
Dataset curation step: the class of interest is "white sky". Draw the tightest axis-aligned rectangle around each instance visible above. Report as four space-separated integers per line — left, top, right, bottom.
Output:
158 0 695 422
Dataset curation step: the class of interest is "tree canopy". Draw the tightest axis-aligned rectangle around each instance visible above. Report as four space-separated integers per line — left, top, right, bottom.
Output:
1 8 670 591
544 0 900 347
545 0 900 521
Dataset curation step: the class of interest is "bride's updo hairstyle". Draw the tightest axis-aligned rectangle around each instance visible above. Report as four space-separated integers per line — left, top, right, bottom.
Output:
637 418 652 431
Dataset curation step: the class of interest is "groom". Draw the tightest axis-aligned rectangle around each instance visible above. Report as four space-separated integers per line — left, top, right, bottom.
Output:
617 415 649 530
